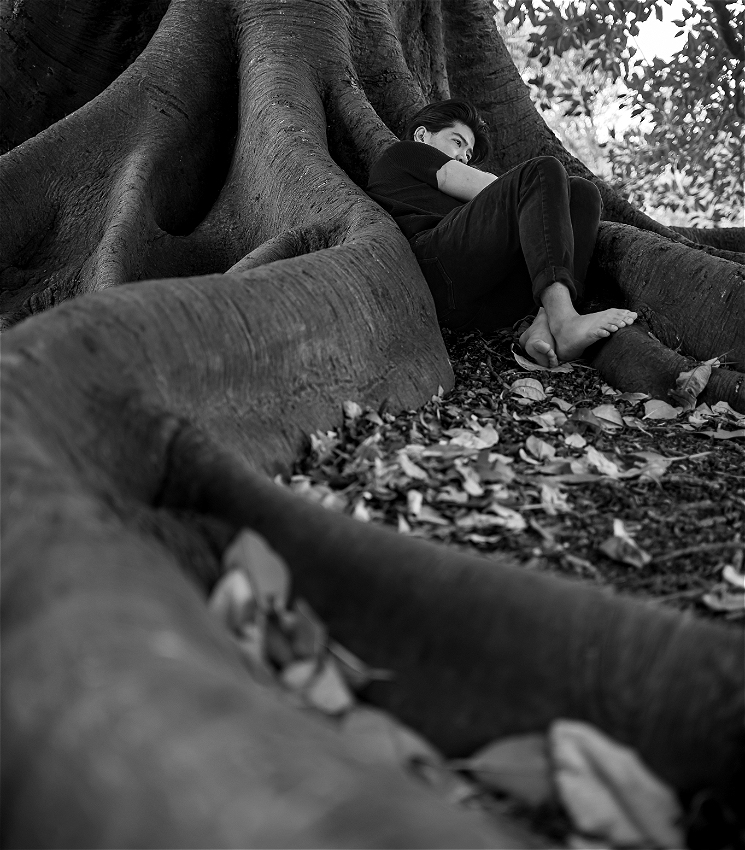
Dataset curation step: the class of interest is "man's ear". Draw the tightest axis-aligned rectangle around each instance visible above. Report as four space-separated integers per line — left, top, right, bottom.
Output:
414 125 427 142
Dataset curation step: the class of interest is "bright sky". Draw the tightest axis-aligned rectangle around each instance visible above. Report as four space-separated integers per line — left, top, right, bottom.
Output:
630 0 687 62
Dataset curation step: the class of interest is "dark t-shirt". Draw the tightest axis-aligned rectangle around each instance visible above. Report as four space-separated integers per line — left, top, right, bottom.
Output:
367 140 464 239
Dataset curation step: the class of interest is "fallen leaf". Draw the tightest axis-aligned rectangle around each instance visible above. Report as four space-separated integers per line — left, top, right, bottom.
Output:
434 485 470 505
699 429 745 440
511 377 547 402
407 489 423 517
476 456 516 484
591 404 624 431
318 490 348 512
599 519 651 568
702 584 745 613
310 429 339 461
444 426 499 449
416 505 451 525
305 657 355 714
585 446 621 478
630 451 673 482
342 399 363 420
622 415 649 432
519 448 540 465
488 503 528 531
566 408 604 434
643 399 682 420
550 719 684 849
223 529 290 612
352 499 372 521
711 400 745 421
541 483 571 515
281 658 318 690
618 392 649 405
451 734 553 807
564 433 587 449
527 410 567 431
526 435 557 461
209 568 256 631
397 450 429 480
455 511 506 531
723 564 745 590
455 460 485 497
668 362 712 411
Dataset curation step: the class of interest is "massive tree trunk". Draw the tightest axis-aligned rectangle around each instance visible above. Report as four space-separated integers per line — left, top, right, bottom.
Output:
1 0 743 846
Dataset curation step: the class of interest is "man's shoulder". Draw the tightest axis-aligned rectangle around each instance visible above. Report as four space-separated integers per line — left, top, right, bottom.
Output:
371 140 450 178
383 140 446 162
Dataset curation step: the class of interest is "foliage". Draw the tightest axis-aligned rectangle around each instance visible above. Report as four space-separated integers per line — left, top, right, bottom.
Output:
496 0 745 226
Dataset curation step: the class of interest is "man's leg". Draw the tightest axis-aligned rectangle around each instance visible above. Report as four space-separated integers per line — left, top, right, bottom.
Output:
519 166 636 365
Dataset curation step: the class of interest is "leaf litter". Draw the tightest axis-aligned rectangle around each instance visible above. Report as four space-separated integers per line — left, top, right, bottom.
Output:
212 329 743 848
289 328 744 622
209 526 686 849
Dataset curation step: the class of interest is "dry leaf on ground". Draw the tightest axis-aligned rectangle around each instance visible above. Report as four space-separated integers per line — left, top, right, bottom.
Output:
209 568 256 631
591 404 624 431
550 719 684 849
599 519 651 568
305 656 355 714
451 733 554 807
222 529 290 611
511 377 547 401
643 400 682 420
669 362 712 411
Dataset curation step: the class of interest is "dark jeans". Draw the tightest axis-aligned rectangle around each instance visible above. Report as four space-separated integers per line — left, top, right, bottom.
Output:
409 156 602 332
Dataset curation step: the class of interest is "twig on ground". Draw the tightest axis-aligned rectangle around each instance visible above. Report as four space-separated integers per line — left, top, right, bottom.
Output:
654 541 744 564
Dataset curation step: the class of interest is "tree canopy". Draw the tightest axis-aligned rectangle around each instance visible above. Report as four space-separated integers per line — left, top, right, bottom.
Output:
499 0 744 225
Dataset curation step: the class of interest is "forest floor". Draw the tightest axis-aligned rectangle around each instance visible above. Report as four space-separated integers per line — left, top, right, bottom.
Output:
272 326 745 849
292 327 745 623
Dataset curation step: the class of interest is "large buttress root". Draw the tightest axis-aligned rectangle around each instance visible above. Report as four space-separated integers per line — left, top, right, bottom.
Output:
590 221 745 410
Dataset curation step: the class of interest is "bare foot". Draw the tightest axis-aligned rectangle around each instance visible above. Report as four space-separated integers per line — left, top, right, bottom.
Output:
519 309 559 368
551 308 637 361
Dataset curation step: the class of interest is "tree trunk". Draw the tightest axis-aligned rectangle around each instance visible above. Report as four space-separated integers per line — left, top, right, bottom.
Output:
1 0 744 845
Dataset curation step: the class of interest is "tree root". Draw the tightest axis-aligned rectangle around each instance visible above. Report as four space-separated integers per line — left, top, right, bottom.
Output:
591 323 745 413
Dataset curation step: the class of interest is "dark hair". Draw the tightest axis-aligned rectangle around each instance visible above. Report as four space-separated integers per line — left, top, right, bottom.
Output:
402 99 491 166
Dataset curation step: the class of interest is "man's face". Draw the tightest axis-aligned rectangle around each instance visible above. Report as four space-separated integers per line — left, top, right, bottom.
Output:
414 120 476 164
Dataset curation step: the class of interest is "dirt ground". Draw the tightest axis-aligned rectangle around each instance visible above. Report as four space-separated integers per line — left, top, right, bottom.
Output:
292 328 745 624
267 327 744 848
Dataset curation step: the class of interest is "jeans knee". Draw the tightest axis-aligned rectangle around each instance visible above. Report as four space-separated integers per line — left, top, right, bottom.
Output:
530 155 566 180
569 176 603 213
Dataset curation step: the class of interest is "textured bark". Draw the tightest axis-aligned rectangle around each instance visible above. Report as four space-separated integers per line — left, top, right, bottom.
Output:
0 0 170 152
671 226 745 253
2 0 745 846
590 223 745 410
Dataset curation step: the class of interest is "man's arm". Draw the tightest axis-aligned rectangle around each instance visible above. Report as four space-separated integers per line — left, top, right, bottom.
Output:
436 159 498 201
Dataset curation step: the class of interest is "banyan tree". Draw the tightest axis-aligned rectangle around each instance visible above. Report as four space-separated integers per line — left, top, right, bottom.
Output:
1 0 743 846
